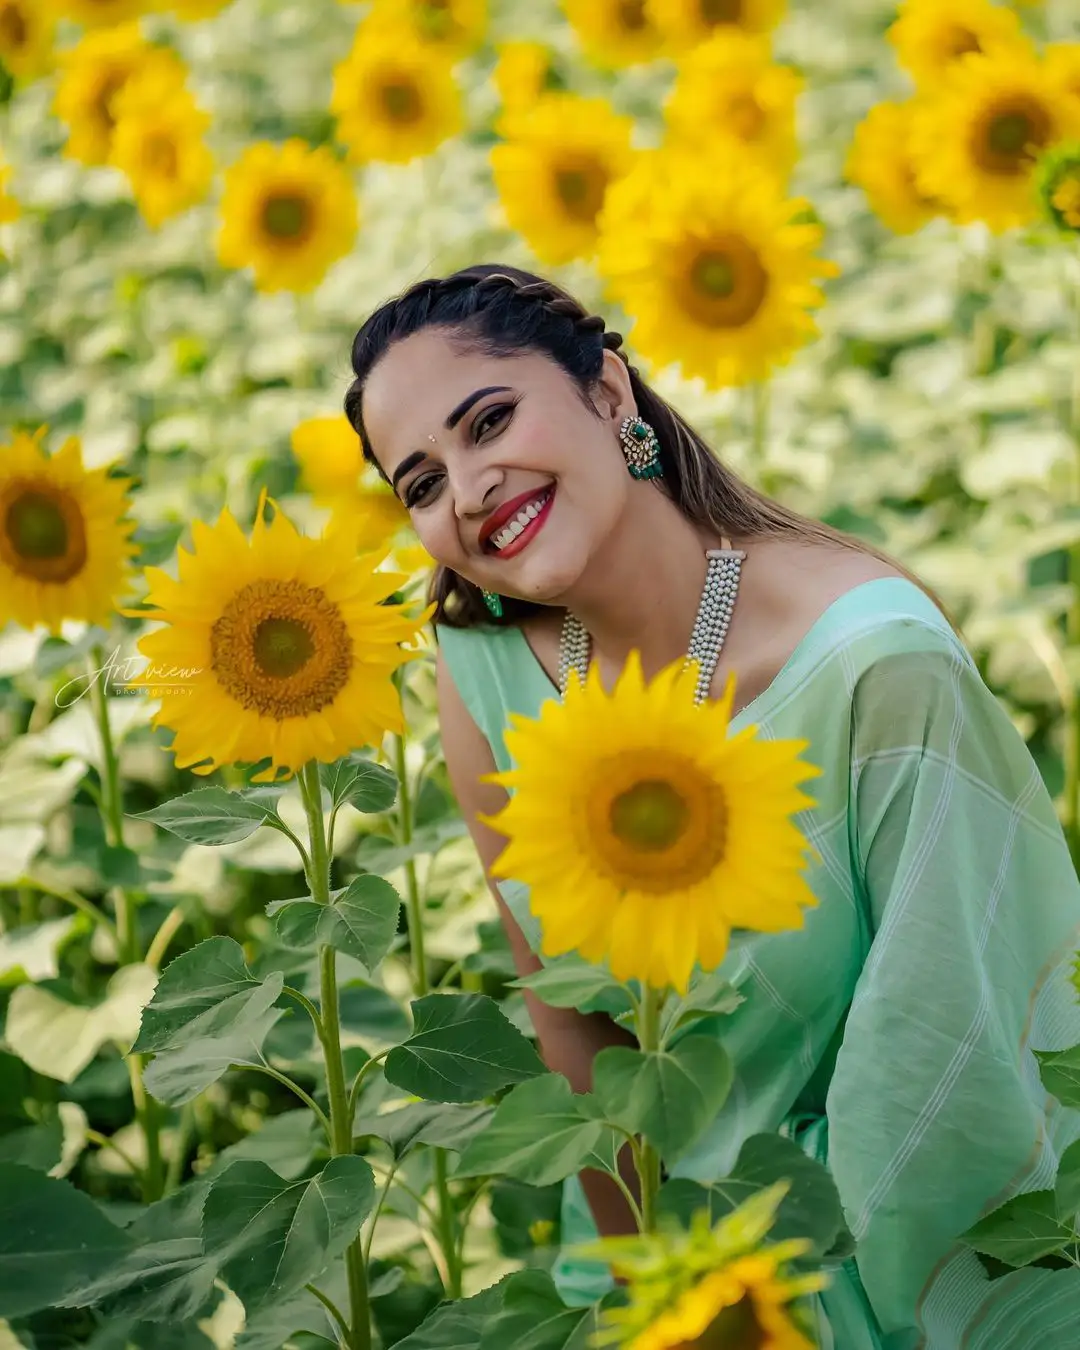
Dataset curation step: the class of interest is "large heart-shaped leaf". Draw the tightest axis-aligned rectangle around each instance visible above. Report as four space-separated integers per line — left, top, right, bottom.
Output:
478 1270 592 1350
456 1075 620 1186
511 963 632 1015
393 1278 508 1350
202 1156 376 1315
319 756 398 813
1036 1047 1080 1110
353 1101 493 1158
963 1190 1075 1268
1055 1139 1080 1221
592 1036 733 1161
384 994 544 1103
0 1162 134 1318
133 787 284 846
273 875 402 972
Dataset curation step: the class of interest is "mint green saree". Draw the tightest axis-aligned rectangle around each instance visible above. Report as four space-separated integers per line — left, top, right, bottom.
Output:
438 577 1080 1349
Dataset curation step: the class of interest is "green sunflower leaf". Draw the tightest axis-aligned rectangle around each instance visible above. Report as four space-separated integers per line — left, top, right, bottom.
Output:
273 874 402 972
132 786 283 845
455 1075 620 1186
384 994 545 1103
962 1190 1075 1268
592 1035 734 1162
319 755 398 813
510 962 632 1014
1035 1046 1080 1110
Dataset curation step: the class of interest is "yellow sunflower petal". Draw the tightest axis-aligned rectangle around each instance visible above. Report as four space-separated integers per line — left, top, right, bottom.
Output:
887 0 1033 85
368 0 486 57
0 1 54 83
561 0 664 69
109 79 214 229
647 0 787 54
846 99 940 234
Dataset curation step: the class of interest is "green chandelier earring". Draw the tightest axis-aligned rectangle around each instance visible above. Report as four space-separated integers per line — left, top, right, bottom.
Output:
619 415 662 480
481 590 503 619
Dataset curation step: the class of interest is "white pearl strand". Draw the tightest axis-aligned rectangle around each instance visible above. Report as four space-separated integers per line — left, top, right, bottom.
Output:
557 543 746 706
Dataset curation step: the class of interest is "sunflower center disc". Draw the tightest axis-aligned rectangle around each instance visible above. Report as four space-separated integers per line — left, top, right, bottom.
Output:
0 5 27 48
684 238 769 328
701 0 743 24
261 193 312 240
211 578 354 718
9 491 68 560
609 780 690 853
555 160 608 221
253 617 316 678
617 0 648 31
417 0 454 40
381 80 423 124
682 1294 767 1349
946 26 981 58
978 98 1052 175
2 484 87 583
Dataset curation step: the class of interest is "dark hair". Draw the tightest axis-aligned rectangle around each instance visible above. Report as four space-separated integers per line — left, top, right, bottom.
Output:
344 262 946 629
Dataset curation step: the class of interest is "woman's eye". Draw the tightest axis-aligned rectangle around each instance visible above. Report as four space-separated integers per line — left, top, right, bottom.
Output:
405 475 440 508
473 403 513 440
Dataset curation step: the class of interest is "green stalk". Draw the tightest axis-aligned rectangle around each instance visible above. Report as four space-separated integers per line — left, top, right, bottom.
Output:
300 762 371 1350
392 733 461 1297
1064 253 1080 868
88 642 163 1202
636 985 663 1234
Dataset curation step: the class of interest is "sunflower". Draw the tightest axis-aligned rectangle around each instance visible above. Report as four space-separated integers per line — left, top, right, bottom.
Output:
646 0 787 53
664 30 802 176
331 22 463 165
110 80 214 229
493 40 554 131
217 139 359 293
0 1 54 83
54 24 187 167
491 93 636 266
1047 43 1080 106
597 148 836 390
0 152 17 224
122 493 426 782
161 0 233 15
46 0 147 27
887 0 1032 85
910 49 1080 232
290 414 410 550
0 429 138 636
482 652 818 993
583 1184 826 1349
1036 143 1080 233
846 100 939 234
368 0 486 57
561 0 664 70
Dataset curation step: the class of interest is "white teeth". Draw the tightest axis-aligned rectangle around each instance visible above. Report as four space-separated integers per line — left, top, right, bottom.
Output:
489 491 552 551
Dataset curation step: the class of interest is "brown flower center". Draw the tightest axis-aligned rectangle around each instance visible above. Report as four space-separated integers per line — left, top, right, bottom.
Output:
554 156 609 222
700 0 743 24
93 71 128 133
673 1293 767 1348
974 95 1053 175
210 577 353 719
260 192 313 241
142 131 179 178
682 237 770 328
0 3 28 50
2 484 88 584
617 0 649 31
610 780 690 852
380 79 424 124
945 26 981 59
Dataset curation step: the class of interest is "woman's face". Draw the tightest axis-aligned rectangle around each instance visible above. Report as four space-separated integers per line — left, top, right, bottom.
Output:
362 328 636 605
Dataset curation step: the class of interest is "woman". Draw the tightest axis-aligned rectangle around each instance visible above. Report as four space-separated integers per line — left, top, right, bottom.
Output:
345 263 1080 1348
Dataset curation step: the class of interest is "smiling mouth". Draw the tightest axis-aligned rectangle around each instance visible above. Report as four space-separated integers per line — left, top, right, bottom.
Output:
483 487 555 558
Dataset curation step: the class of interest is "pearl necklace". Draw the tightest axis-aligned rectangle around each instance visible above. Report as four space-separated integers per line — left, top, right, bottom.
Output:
557 542 746 706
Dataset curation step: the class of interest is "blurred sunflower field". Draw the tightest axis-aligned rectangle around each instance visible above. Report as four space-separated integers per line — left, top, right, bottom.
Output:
3 0 1080 1347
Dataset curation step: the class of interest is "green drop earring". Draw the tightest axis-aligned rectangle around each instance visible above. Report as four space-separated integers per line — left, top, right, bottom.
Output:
482 590 504 619
619 415 663 480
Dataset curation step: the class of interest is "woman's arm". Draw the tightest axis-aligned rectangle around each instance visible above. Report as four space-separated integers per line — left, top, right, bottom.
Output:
828 639 1080 1346
436 648 640 1235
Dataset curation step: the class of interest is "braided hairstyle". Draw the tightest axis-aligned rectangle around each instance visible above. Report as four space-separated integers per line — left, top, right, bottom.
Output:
344 263 941 629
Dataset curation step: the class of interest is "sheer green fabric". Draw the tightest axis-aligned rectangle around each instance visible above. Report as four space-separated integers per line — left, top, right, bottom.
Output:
437 578 1080 1348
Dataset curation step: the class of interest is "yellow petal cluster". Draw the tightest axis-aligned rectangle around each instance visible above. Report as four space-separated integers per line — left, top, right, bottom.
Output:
1047 42 1080 107
110 77 214 228
846 100 939 235
0 429 138 635
124 493 427 782
887 0 1032 85
331 23 463 165
493 40 553 131
0 151 18 224
491 93 636 266
664 29 802 176
561 0 664 70
909 48 1080 232
584 1184 826 1350
46 0 147 26
482 652 818 993
54 23 187 167
217 139 359 294
0 1 54 83
368 0 486 57
598 147 837 390
647 0 787 53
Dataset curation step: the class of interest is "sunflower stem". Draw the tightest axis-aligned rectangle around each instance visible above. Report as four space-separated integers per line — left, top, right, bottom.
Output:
392 729 462 1296
89 642 164 1203
1064 247 1080 867
300 761 372 1350
636 984 664 1234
